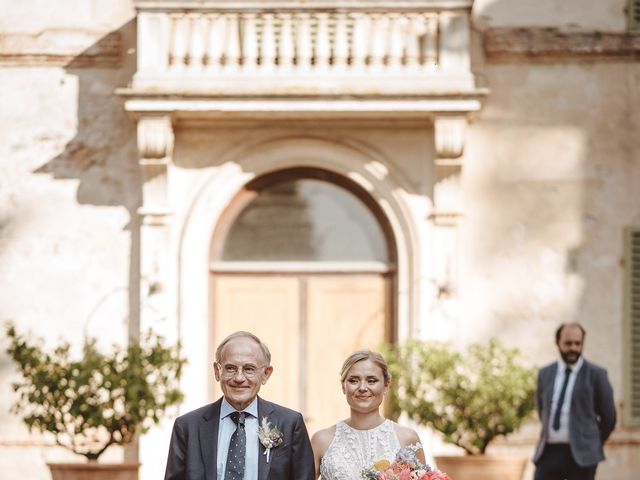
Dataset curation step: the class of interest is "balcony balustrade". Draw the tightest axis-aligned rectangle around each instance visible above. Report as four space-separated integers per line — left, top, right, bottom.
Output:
122 1 484 118
157 12 440 72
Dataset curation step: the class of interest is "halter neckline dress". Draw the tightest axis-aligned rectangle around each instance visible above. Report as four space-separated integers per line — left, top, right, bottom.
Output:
319 419 401 480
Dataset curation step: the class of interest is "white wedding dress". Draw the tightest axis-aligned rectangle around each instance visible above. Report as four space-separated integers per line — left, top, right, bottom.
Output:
319 419 401 480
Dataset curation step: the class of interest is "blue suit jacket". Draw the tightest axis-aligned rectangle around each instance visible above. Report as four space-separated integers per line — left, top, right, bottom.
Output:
533 358 616 467
164 396 315 480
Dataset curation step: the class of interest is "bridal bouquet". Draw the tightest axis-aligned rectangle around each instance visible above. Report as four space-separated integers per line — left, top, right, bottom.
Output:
361 444 451 480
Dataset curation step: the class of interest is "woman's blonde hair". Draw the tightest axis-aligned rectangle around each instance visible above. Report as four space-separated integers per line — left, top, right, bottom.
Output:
340 350 391 384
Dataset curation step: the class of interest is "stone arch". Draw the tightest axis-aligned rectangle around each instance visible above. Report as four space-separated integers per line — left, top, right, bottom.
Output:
175 135 426 408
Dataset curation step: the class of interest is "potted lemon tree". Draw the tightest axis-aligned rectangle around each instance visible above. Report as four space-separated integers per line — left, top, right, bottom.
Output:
5 322 185 480
387 339 536 480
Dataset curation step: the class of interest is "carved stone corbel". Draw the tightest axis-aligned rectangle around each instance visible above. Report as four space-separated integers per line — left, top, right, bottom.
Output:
431 116 466 226
137 115 174 226
434 116 466 160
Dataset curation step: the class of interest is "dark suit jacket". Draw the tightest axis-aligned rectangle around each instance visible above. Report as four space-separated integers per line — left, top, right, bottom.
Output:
534 358 616 467
164 396 315 480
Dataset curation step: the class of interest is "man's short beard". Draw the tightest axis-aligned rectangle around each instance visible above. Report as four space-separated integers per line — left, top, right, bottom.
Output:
561 351 581 364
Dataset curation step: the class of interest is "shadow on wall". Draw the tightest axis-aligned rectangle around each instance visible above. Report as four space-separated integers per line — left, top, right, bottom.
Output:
465 0 638 358
35 19 139 209
33 19 142 335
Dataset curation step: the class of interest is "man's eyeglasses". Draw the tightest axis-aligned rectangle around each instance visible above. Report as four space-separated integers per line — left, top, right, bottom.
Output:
216 363 265 379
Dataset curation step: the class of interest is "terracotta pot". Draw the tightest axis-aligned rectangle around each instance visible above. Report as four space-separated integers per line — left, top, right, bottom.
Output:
433 455 527 480
47 462 140 480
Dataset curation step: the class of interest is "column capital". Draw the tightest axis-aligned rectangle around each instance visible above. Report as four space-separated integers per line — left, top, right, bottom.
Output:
137 115 174 160
434 116 467 160
137 115 174 221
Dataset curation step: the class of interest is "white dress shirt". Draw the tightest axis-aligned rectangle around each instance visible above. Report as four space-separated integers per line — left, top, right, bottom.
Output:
217 397 259 480
547 356 584 443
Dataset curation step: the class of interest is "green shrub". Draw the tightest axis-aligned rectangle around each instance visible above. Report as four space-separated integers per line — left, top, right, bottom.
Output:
5 323 186 461
387 338 536 455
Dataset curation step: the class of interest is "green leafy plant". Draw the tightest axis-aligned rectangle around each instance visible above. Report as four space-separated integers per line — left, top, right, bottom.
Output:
387 339 536 455
5 322 186 461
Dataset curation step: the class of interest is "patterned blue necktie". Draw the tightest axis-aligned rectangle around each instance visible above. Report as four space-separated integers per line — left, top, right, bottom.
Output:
224 411 246 480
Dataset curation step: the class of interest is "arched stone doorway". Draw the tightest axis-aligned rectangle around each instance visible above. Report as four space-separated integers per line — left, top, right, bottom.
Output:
209 168 397 432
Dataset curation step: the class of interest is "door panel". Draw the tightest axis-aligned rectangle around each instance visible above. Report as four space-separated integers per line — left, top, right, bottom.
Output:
305 275 389 433
213 276 301 410
212 273 389 436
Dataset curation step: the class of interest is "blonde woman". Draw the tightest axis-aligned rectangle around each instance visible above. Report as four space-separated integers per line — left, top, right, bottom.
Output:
311 350 425 479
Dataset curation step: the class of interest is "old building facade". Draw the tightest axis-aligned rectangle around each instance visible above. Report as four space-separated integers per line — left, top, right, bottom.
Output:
1 1 639 478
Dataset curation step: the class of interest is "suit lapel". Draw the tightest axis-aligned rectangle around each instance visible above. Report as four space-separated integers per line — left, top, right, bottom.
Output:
570 360 588 405
544 364 558 419
257 397 276 480
200 399 222 480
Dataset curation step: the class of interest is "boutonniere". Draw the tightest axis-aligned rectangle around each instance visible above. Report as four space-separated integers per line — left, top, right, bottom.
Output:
258 416 283 463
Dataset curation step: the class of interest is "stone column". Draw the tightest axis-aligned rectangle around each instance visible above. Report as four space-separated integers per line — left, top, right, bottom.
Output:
136 115 174 340
426 116 467 339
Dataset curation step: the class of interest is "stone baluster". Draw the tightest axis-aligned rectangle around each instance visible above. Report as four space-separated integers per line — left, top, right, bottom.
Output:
415 14 428 68
405 13 420 70
351 13 369 69
170 14 189 70
224 14 241 70
187 14 206 71
369 14 387 70
260 14 277 71
279 13 294 70
242 13 258 70
296 13 312 70
387 14 404 70
205 14 225 72
315 13 330 71
332 13 348 70
424 14 439 68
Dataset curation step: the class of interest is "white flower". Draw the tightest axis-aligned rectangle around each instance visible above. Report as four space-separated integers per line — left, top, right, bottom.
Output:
258 417 283 463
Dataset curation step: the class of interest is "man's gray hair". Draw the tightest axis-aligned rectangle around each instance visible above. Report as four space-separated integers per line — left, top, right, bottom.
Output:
215 331 272 366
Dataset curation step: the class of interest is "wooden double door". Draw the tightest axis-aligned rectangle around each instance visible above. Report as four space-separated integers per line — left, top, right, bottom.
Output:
212 272 391 434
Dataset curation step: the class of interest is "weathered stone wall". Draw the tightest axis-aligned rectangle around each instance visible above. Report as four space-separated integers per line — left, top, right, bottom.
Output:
0 0 138 476
474 0 629 30
1 1 638 479
465 1 640 477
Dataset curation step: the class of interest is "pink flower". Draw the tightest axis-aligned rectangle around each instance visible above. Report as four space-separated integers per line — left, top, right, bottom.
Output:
379 471 394 480
360 445 451 480
419 470 451 480
398 468 412 480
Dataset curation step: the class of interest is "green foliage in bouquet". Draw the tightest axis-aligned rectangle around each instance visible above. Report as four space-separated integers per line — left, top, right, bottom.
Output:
387 339 536 455
5 322 186 461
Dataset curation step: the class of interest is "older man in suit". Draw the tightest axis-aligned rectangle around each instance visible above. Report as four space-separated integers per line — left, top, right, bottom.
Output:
165 331 315 480
533 322 616 480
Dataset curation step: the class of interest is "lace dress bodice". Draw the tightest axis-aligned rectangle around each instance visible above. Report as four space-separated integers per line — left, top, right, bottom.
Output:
319 420 401 480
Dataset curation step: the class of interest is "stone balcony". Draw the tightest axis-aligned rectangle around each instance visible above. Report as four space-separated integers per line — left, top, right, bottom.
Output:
120 0 485 119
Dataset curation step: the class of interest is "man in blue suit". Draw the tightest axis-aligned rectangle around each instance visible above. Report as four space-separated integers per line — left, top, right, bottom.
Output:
533 323 616 480
164 331 315 480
